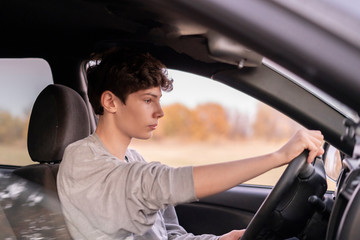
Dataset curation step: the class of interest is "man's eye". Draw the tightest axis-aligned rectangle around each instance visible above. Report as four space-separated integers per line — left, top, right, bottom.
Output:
145 99 152 103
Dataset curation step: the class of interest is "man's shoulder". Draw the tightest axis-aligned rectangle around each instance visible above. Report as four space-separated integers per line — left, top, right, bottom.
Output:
66 134 92 148
64 134 99 156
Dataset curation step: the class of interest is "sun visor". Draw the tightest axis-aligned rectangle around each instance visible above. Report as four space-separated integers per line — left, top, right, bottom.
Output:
207 31 263 68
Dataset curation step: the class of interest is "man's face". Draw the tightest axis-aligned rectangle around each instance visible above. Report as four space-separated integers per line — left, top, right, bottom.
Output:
115 86 164 140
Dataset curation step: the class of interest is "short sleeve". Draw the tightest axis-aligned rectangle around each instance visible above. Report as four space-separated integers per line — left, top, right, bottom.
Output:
123 161 197 234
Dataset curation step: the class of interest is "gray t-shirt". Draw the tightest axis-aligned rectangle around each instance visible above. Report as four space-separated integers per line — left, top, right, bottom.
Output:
57 133 218 240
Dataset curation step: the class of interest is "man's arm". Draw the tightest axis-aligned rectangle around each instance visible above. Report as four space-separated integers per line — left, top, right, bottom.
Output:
193 129 324 199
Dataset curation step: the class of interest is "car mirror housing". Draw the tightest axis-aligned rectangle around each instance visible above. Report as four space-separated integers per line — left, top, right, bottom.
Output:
324 143 343 181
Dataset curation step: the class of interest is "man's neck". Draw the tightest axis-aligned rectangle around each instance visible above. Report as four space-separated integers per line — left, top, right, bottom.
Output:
95 118 130 162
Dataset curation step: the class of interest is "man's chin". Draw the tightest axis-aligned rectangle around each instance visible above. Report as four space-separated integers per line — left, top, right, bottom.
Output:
135 132 153 140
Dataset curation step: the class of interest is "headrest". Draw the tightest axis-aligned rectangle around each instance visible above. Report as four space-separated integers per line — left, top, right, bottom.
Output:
27 84 90 163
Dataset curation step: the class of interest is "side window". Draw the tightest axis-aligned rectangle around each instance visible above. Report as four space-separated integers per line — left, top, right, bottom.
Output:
130 70 303 186
0 59 53 166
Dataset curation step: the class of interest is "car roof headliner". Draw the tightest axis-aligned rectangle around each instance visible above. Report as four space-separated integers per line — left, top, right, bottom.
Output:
0 0 213 62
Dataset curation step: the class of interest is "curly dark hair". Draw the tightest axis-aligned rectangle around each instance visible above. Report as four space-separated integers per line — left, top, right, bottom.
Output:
87 49 173 115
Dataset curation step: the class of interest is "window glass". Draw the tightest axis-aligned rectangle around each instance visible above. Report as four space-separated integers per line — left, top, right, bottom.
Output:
130 70 303 186
0 59 53 166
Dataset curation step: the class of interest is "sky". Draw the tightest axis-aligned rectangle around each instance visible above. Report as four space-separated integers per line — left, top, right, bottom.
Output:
164 70 257 116
0 59 53 117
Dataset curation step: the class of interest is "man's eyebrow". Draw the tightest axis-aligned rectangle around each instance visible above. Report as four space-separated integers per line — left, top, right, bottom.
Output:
141 92 162 98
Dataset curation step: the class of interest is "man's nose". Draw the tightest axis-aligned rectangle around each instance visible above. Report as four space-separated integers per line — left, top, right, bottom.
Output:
154 103 164 119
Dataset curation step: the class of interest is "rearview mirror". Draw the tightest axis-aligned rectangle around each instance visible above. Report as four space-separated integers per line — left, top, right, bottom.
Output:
324 144 343 181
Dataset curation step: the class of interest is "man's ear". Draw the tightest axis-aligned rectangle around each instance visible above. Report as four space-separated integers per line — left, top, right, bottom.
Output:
100 90 118 113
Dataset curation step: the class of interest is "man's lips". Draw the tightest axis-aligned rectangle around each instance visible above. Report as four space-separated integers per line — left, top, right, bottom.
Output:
148 124 158 130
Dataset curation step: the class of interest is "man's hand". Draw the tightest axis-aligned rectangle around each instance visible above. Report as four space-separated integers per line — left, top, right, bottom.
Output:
219 229 245 240
277 129 324 165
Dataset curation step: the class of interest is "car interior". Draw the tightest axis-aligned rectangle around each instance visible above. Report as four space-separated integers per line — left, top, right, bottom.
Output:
1 0 360 239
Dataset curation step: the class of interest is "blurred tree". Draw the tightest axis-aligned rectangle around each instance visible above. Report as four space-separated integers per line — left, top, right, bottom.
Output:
157 103 233 141
252 103 302 140
156 103 193 139
194 103 230 140
0 111 27 143
227 109 252 139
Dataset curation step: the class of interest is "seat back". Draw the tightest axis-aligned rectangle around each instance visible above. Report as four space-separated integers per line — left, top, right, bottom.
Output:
4 84 90 239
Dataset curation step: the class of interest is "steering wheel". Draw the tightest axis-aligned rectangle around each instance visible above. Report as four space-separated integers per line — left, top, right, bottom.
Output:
241 151 327 240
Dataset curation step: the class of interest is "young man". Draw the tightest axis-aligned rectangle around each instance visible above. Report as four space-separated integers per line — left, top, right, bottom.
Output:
57 50 324 240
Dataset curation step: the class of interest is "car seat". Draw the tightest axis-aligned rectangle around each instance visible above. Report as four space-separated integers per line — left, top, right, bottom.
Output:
5 84 90 239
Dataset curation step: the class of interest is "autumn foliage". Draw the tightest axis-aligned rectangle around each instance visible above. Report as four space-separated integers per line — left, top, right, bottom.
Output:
0 111 28 144
252 103 303 140
155 103 231 140
154 102 300 141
